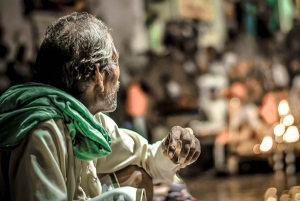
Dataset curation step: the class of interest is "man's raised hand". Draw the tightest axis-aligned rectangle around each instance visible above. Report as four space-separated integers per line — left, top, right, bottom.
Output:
162 126 201 168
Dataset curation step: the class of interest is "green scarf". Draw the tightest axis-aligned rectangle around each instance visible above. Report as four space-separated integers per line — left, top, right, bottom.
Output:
0 83 111 161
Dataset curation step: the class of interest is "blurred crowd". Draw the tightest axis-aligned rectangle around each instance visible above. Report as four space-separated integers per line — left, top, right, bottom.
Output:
122 0 300 178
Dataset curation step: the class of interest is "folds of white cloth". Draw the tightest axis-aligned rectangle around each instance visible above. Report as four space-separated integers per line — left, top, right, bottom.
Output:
90 186 146 201
90 169 147 201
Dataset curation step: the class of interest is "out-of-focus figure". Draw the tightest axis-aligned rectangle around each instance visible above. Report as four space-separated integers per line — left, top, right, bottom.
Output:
126 70 150 139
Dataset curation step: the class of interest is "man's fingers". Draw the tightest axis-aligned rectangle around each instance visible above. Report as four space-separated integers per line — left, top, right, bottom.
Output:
162 134 170 153
167 126 182 159
162 139 169 157
189 138 201 165
167 134 179 159
170 143 180 164
183 135 196 164
162 126 200 166
179 128 194 164
185 127 193 135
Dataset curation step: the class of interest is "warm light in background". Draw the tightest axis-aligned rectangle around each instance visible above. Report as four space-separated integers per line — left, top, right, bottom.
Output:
283 126 300 143
260 136 273 152
230 97 240 108
282 114 295 126
274 123 285 136
278 100 290 116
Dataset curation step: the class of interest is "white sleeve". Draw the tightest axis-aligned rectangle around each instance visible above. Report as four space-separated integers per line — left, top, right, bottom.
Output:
94 113 180 184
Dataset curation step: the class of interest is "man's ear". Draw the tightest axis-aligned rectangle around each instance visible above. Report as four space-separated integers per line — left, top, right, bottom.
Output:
94 66 105 92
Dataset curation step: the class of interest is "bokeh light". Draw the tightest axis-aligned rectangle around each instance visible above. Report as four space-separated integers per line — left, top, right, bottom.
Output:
278 100 290 116
283 126 300 143
274 123 285 136
282 114 294 126
260 136 273 152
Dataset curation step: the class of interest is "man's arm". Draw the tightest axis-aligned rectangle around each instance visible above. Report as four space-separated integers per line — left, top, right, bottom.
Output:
94 113 200 184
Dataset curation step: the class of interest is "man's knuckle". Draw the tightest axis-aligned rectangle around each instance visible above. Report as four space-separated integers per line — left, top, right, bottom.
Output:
180 150 188 156
189 146 196 153
182 135 191 142
184 144 190 150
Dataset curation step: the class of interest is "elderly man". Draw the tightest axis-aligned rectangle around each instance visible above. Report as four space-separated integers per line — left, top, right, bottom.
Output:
0 12 200 201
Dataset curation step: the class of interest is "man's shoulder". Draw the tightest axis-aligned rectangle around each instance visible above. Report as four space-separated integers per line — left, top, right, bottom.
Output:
25 118 69 152
29 118 68 140
33 118 66 130
94 112 121 137
94 112 117 126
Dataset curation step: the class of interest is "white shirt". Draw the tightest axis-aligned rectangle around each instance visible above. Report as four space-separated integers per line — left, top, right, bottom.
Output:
0 112 179 200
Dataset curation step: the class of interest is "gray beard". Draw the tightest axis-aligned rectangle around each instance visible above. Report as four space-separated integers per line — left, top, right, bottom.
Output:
104 91 117 112
96 81 119 113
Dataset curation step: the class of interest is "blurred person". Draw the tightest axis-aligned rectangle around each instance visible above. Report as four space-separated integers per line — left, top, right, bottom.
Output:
271 55 290 90
189 88 227 137
163 19 183 52
143 20 199 125
245 76 265 106
196 47 228 109
126 69 150 139
0 12 201 201
259 91 281 128
189 88 228 174
222 43 238 75
247 56 275 93
181 19 200 80
193 47 230 172
225 82 264 156
159 73 182 110
143 18 201 133
228 60 252 83
260 57 278 92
